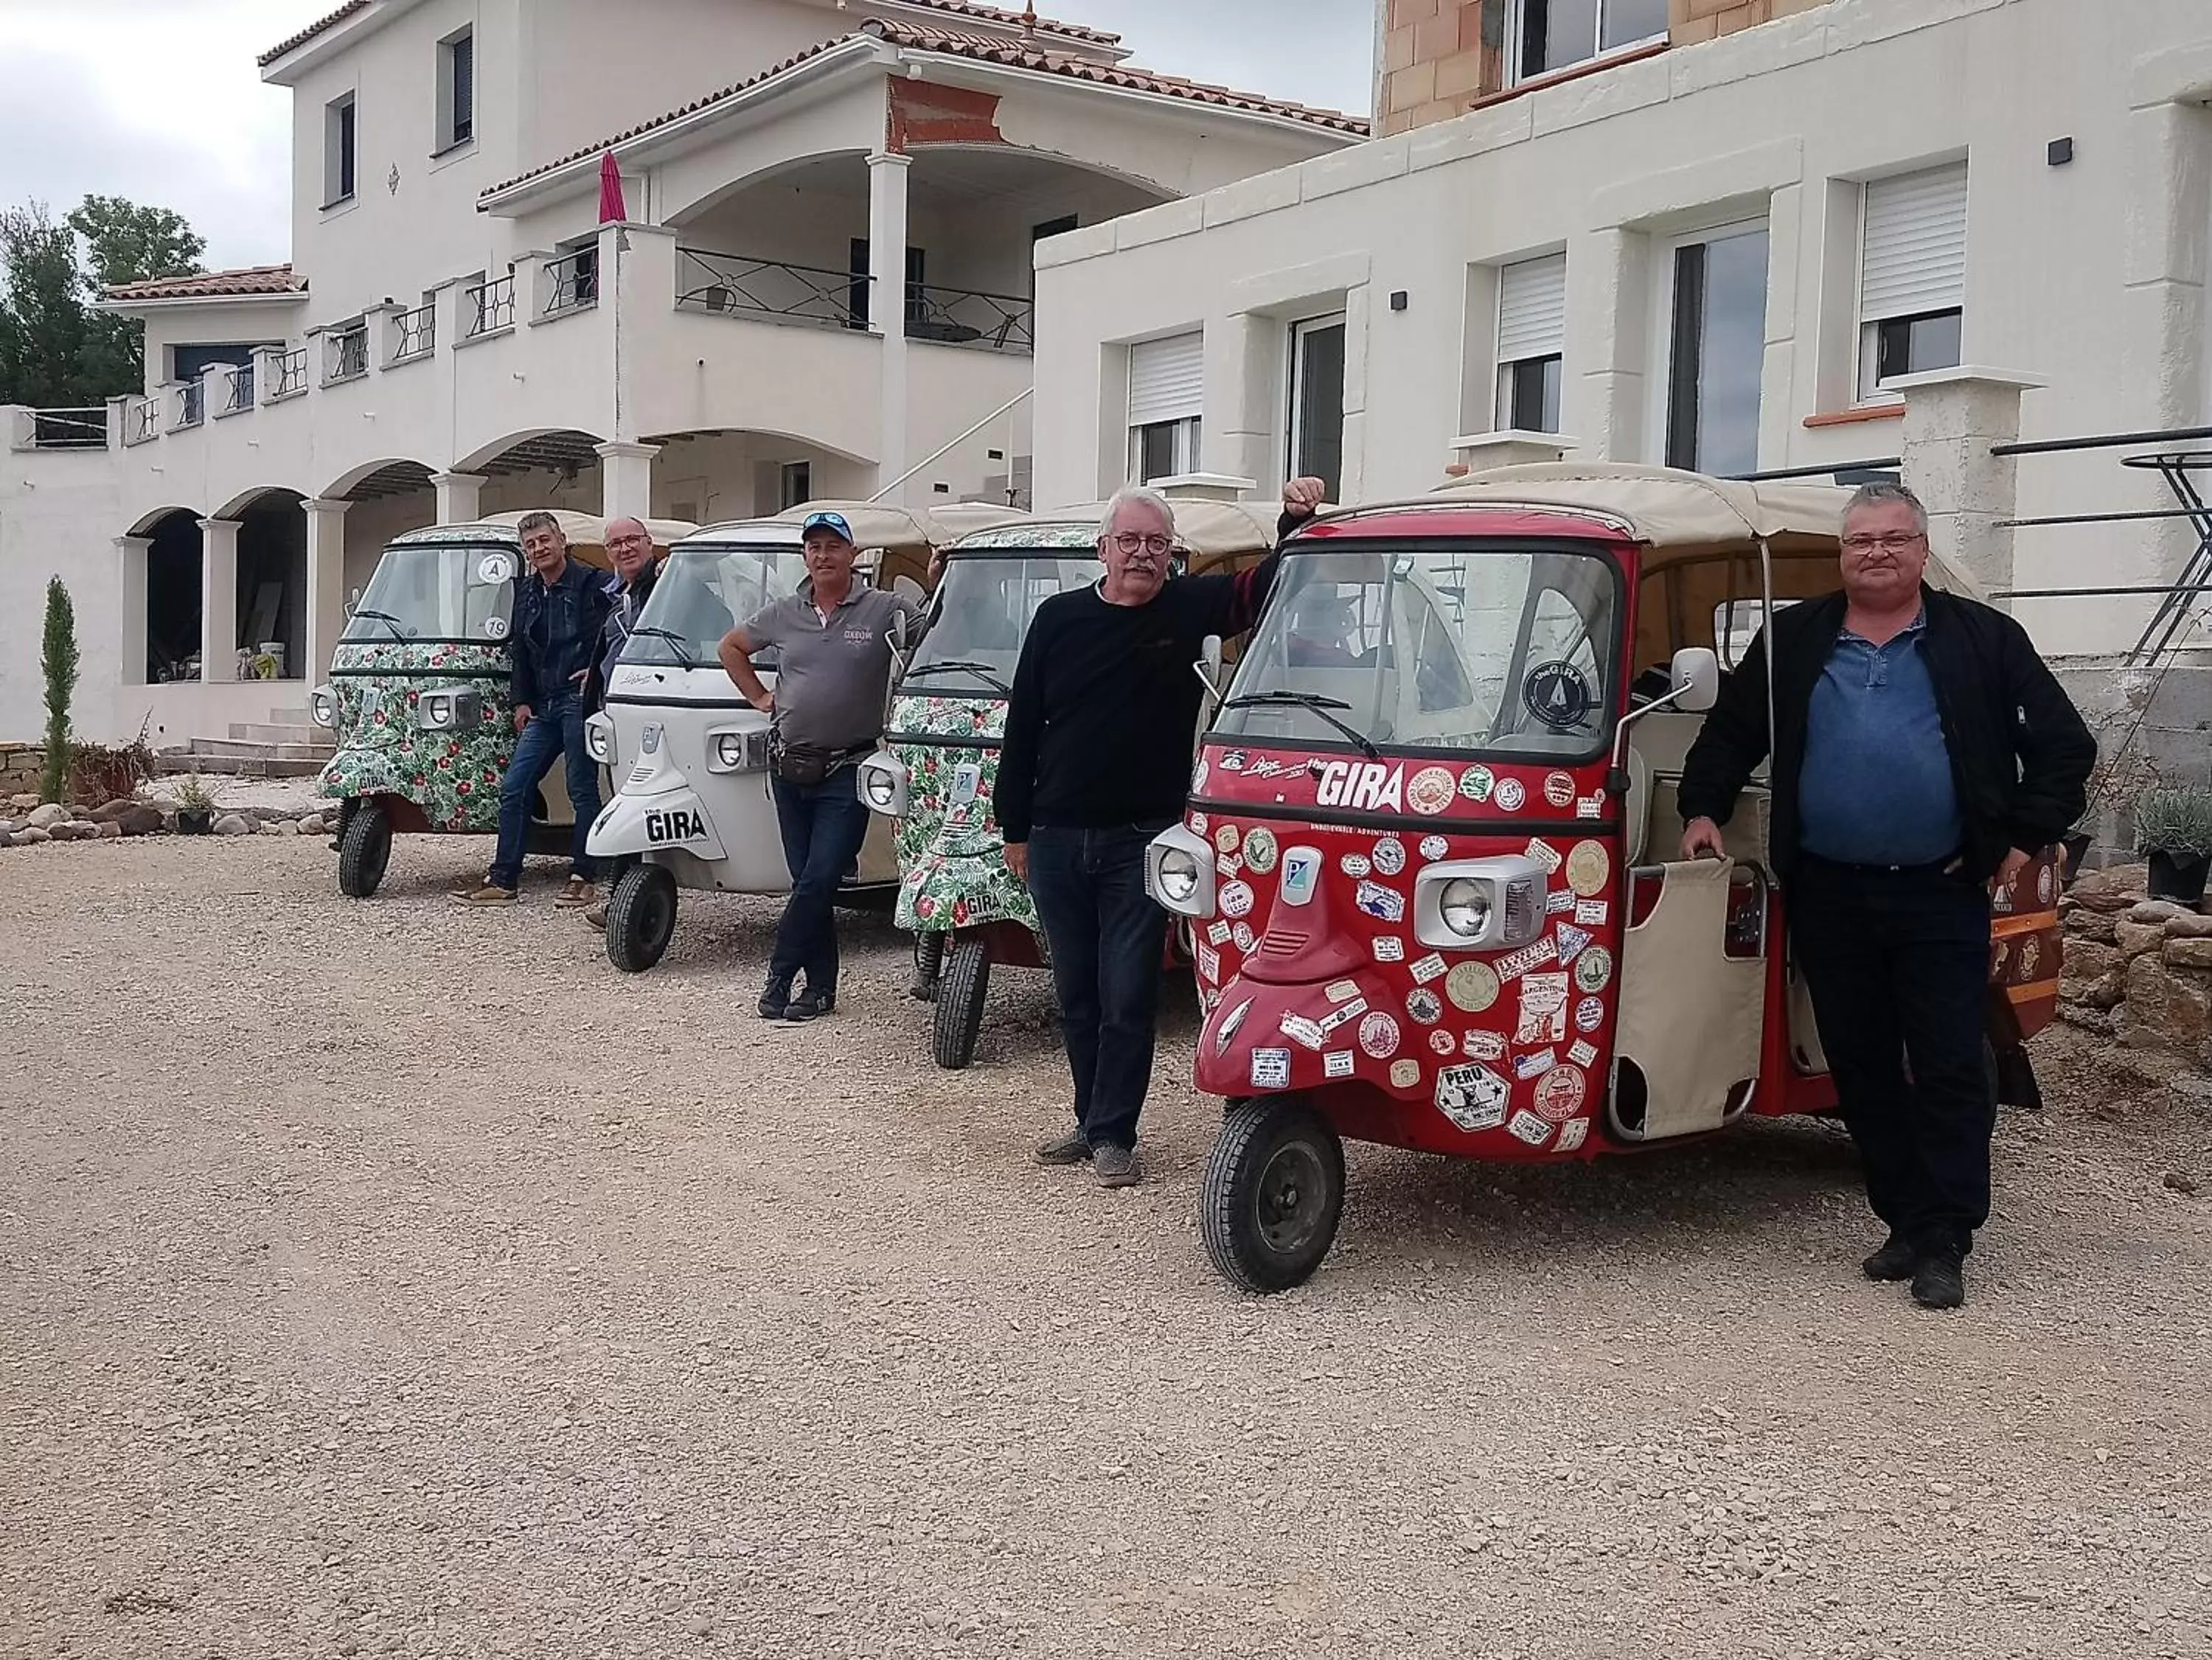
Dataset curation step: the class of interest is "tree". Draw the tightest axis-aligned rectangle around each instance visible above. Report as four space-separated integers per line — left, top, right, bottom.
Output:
40 576 79 805
0 195 204 408
69 197 205 399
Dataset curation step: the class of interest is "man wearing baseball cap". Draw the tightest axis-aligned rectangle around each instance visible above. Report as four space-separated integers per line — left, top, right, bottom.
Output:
718 509 922 1022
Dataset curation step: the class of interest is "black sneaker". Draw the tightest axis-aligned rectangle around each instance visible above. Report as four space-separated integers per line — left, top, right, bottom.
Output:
1910 1249 1966 1310
757 980 793 1019
1093 1144 1141 1188
782 991 835 1023
1034 1131 1092 1165
1862 1232 1919 1283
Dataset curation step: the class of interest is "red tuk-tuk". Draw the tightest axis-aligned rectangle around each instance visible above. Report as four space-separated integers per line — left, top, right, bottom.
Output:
1144 464 2062 1293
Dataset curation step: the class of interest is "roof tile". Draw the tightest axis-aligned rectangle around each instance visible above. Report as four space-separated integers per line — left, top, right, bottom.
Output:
257 1 371 67
105 265 305 302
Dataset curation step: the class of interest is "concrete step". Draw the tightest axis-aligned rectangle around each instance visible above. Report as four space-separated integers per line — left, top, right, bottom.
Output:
156 753 327 779
228 721 334 748
265 706 312 725
188 736 330 761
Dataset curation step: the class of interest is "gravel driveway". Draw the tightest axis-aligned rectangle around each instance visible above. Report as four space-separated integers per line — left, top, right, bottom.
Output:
4 836 2208 1659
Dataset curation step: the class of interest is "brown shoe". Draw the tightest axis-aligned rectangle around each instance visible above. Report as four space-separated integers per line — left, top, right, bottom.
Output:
582 903 609 929
1092 1144 1141 1188
455 884 517 907
552 876 597 909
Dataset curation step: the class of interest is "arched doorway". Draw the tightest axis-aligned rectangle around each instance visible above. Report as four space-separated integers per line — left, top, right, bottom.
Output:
219 487 309 681
135 508 203 682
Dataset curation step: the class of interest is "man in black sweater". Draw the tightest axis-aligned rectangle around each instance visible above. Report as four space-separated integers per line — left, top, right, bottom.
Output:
996 476 1326 1187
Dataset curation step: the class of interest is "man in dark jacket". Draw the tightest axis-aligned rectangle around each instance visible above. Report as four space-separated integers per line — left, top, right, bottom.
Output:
457 511 611 908
996 476 1324 1188
1678 481 2093 1309
580 517 661 930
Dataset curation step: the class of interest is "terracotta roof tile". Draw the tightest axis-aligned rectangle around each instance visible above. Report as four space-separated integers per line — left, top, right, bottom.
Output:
105 265 306 302
483 18 1366 198
257 1 371 67
883 1 1119 46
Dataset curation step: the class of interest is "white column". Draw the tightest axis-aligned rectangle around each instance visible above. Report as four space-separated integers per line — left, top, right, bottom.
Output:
1896 368 2045 601
1567 227 1652 462
199 517 242 682
116 536 151 686
302 498 352 686
867 151 913 492
1448 431 1579 475
594 442 661 521
432 470 485 524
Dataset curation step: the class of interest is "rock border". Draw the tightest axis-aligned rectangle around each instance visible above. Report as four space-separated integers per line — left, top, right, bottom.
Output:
1 792 333 849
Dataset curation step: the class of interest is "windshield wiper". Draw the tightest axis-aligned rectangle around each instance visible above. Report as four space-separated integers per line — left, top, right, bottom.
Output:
351 606 408 641
903 659 1012 696
629 625 703 669
1221 691 1379 760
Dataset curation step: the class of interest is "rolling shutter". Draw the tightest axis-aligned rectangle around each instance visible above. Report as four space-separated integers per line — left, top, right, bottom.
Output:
1496 254 1567 363
1128 332 1204 425
1860 164 1967 321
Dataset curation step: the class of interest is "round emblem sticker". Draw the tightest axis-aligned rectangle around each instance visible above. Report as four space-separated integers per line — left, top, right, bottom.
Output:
1214 824 1240 856
1406 988 1442 1025
1544 770 1576 809
1231 921 1257 953
1218 880 1254 919
1428 1028 1456 1056
1459 764 1494 803
1340 853 1372 879
1371 836 1407 876
1192 760 1209 795
1359 1011 1401 1058
1524 660 1597 730
1575 946 1614 994
1388 1058 1422 1089
1189 812 1208 835
482 615 509 640
1534 1064 1588 1123
1574 995 1605 1033
1407 766 1456 816
1444 960 1500 1013
1243 826 1279 874
1495 777 1527 813
1420 834 1448 860
1566 840 1611 897
479 553 515 583
2037 865 2054 906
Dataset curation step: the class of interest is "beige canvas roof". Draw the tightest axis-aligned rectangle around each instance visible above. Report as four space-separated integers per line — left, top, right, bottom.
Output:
1030 498 1281 557
477 510 697 550
769 500 1029 550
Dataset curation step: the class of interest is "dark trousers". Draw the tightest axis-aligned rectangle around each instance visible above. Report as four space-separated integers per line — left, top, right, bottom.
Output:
1790 855 1994 1257
490 689 599 888
1026 822 1172 1151
767 767 872 998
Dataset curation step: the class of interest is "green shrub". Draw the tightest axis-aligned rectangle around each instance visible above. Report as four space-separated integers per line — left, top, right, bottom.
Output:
2132 786 2212 862
38 576 77 803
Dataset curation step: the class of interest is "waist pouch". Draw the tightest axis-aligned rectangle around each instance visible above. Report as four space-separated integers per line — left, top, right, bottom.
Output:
772 740 861 787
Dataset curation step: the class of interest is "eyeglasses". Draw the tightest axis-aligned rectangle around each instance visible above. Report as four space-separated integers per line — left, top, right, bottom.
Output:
1110 531 1173 556
606 534 648 550
1840 531 1925 554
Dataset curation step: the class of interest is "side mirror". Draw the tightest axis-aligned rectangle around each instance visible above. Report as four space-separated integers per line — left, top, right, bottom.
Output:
889 611 911 653
1670 646 1719 714
1192 634 1225 708
345 586 361 618
892 574 925 606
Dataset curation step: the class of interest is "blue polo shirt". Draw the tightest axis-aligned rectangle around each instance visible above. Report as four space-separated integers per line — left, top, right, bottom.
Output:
1798 611 1964 866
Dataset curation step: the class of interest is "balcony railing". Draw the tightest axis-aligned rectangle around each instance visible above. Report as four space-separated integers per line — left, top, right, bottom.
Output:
15 407 108 450
467 274 515 337
392 301 435 362
905 282 1034 354
123 396 160 446
220 363 255 416
675 247 869 331
173 380 204 431
543 250 597 318
324 324 369 385
270 347 309 401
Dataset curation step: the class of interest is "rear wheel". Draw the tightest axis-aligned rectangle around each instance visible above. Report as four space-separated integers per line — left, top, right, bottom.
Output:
911 932 947 1002
337 801 392 899
932 938 990 1070
1200 1097 1346 1294
605 862 678 974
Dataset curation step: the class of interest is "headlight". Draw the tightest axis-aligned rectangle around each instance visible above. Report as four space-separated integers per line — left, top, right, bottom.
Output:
584 714 613 764
420 692 454 729
1157 847 1200 904
862 769 897 809
1439 878 1492 939
309 686 335 728
856 753 908 816
705 727 772 775
1143 824 1216 917
714 733 745 770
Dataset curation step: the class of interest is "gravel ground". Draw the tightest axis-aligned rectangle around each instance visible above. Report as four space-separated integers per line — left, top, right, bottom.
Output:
4 835 2209 1660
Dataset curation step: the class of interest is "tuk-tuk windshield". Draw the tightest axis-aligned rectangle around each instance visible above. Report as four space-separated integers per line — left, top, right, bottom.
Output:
1216 545 1619 760
623 544 803 669
344 541 517 644
906 552 1104 696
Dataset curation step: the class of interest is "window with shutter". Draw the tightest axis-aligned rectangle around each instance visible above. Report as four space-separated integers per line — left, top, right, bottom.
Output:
1858 163 1967 397
1127 332 1204 484
1494 254 1566 433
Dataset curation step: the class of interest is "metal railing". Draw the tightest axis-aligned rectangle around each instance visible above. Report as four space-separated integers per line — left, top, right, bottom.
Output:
220 363 255 416
392 301 435 361
543 250 597 318
15 407 108 450
467 274 515 337
1728 457 1902 483
675 247 869 330
269 347 309 401
123 396 160 446
325 324 369 384
173 380 204 430
904 281 1034 353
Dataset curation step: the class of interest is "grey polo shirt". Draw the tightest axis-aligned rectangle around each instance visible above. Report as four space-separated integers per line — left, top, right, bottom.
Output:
745 583 922 753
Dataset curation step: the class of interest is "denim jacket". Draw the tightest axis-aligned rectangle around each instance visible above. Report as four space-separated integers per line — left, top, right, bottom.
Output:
511 558 611 711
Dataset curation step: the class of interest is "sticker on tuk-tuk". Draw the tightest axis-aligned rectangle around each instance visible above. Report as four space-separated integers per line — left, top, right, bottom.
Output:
1389 1059 1422 1089
1407 988 1442 1025
1554 924 1593 966
1251 1048 1292 1090
1543 771 1576 809
1419 834 1449 860
1220 750 1247 773
1189 812 1208 835
1324 1050 1355 1079
1512 1048 1557 1081
1317 997 1366 1036
1429 1029 1456 1056
1407 767 1456 816
1497 937 1559 982
1575 946 1615 994
1196 945 1220 985
1232 922 1257 952
1555 1117 1590 1154
1340 853 1373 879
1219 855 1242 881
1524 838 1565 874
1219 880 1255 919
1495 777 1527 812
1576 795 1604 820
1410 952 1447 985
1192 760 1209 794
1517 972 1569 1044
479 554 515 583
483 615 509 639
1458 765 1494 803
1462 1029 1506 1061
1371 836 1407 876
1534 1064 1587 1122
1567 840 1611 896
2020 936 2042 978
1574 898 1609 926
1214 824 1241 855
1359 1010 1401 1057
1574 995 1605 1033
1279 1014 1325 1050
1207 920 1232 946
1372 936 1406 963
1244 826 1279 873
2037 864 2055 905
1507 1109 1554 1147
1326 978 1360 1003
1355 881 1405 923
1445 960 1499 1012
1546 889 1577 915
1525 661 1596 730
1435 1063 1509 1132
1568 1039 1599 1068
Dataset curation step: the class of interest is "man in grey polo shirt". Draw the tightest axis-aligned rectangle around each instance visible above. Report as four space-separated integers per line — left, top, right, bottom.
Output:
719 509 922 1022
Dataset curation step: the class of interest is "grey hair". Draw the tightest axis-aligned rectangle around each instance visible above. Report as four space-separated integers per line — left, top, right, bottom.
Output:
1099 484 1175 543
515 509 563 539
1842 481 1928 536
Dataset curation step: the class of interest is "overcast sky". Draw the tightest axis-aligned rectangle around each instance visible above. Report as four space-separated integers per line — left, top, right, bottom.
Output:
0 0 1374 273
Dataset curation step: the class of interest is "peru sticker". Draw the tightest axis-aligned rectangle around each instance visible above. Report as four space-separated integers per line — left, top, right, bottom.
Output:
1555 1117 1590 1154
1429 1028 1457 1056
1435 1062 1510 1133
1324 1050 1355 1080
1355 881 1405 924
1388 1058 1422 1089
1494 777 1527 813
1419 834 1449 860
1566 840 1611 897
1242 826 1279 874
1543 770 1576 809
1231 921 1257 953
1372 936 1406 963
1219 880 1254 919
1325 979 1360 1003
1458 764 1494 803
1445 960 1499 1012
1506 1109 1554 1148
1523 838 1565 875
1206 920 1232 946
1406 988 1443 1025
1371 836 1408 876
1567 1039 1599 1068
1409 952 1447 985
1196 945 1220 984
1516 971 1570 1045
1251 1048 1291 1091
1495 937 1559 982
1573 898 1609 927
1461 1028 1506 1061
1554 923 1592 966
1574 946 1615 994
1513 1047 1557 1081
1279 1014 1326 1050
1407 766 1457 816
1573 995 1606 1033
1214 823 1240 855
1340 853 1373 879
1534 1064 1587 1123
1359 1010 1402 1058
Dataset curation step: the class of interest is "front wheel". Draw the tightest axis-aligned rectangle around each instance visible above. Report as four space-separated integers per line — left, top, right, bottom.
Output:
337 801 392 899
605 862 678 973
910 932 947 1002
931 938 990 1070
1200 1097 1346 1294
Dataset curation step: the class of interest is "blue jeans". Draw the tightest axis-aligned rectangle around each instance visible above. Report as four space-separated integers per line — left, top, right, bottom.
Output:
768 767 872 998
1025 821 1172 1151
489 689 599 889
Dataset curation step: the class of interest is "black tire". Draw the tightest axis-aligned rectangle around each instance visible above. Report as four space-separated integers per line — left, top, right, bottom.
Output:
336 801 392 899
1200 1097 1346 1295
931 938 990 1070
911 932 947 1002
605 862 678 974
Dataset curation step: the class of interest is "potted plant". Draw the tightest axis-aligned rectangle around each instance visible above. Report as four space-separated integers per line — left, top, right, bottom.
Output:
172 774 216 836
2132 785 2212 904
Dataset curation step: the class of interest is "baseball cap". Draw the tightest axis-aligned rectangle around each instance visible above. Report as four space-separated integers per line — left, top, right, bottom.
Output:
801 510 855 544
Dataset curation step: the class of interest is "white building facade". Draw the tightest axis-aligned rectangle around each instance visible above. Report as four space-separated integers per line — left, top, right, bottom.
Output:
1032 0 2212 669
0 0 1359 747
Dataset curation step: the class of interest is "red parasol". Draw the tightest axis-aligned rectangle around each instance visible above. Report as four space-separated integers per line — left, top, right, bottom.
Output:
597 151 627 224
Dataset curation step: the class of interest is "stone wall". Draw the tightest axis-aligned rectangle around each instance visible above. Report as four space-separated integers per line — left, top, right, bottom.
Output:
2061 865 2212 1066
0 742 44 795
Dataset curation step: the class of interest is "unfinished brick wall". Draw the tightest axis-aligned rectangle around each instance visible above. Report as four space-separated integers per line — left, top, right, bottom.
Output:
1669 0 1833 45
1377 0 1505 138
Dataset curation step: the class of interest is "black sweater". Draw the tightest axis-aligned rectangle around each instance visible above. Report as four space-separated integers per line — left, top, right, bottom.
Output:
994 515 1298 843
1677 585 2096 882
